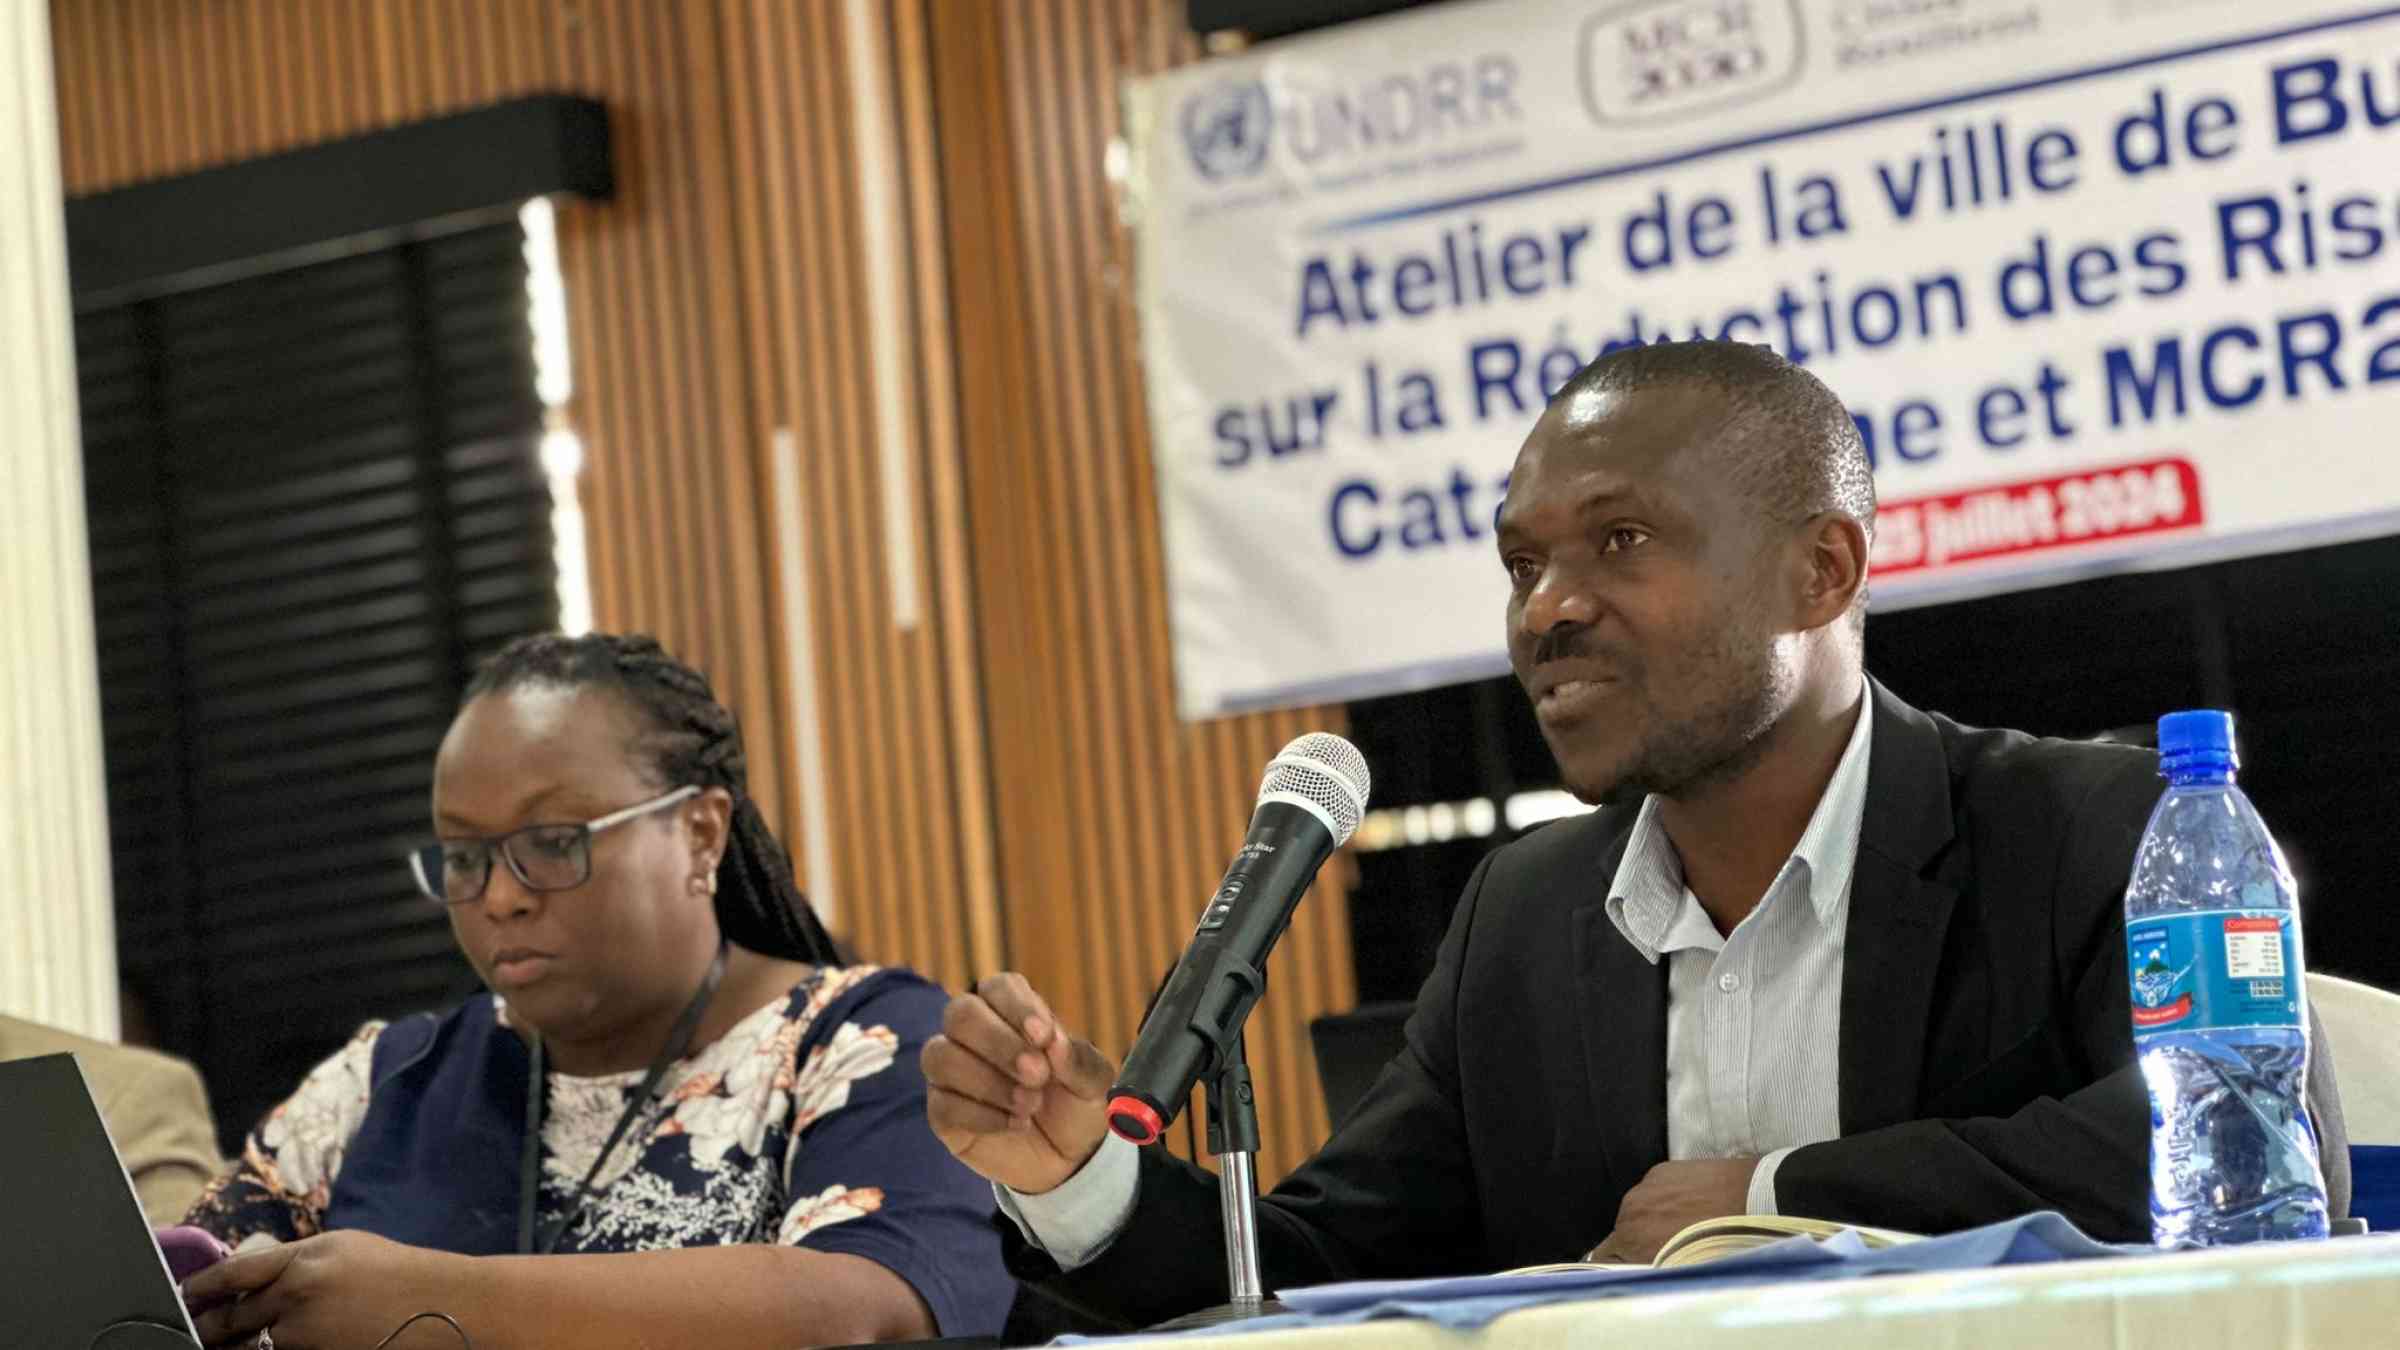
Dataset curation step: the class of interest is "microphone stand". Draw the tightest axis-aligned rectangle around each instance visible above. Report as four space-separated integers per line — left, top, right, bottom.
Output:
1206 1032 1265 1309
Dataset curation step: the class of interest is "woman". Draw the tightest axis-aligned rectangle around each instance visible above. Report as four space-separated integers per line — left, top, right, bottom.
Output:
180 634 1014 1348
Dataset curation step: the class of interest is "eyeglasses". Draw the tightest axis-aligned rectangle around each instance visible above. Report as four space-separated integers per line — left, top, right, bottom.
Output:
409 786 700 906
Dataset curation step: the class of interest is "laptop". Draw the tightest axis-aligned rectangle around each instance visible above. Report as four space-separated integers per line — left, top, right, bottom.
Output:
0 1052 203 1348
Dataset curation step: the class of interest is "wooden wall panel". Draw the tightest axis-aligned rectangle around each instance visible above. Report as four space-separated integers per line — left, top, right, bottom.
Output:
51 0 1356 1183
47 0 896 977
925 0 1355 1178
49 0 806 870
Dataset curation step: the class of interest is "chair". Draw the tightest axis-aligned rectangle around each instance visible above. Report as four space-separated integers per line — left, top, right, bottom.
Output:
2309 972 2400 1233
1308 1002 1413 1129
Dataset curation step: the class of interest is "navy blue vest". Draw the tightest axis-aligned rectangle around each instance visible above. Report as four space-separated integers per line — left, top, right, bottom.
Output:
321 998 532 1255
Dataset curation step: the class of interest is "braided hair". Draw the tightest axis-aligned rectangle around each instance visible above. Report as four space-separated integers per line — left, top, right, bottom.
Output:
463 632 839 966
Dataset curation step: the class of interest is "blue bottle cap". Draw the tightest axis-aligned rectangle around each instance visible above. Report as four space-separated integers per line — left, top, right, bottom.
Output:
2157 709 2237 782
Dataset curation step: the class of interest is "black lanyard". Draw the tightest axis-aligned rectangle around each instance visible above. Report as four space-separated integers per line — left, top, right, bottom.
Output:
517 942 727 1254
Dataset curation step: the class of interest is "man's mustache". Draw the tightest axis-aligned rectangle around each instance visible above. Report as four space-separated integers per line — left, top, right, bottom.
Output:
1530 626 1613 669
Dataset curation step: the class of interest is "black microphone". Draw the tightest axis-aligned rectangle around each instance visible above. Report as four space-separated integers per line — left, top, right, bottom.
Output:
1106 733 1371 1145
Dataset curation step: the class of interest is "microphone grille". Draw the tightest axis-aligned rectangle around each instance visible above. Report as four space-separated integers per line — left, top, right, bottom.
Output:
1259 732 1372 846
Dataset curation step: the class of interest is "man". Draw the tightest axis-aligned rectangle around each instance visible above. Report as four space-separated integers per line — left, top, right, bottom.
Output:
0 1013 221 1225
923 341 2351 1326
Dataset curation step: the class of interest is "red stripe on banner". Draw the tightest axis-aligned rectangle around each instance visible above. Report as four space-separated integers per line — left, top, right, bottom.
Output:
1871 458 2204 578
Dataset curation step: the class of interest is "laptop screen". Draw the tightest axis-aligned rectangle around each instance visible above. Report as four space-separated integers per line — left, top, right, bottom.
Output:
0 1052 201 1348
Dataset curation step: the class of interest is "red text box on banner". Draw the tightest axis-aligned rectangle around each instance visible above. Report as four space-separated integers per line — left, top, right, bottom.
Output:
1870 458 2204 579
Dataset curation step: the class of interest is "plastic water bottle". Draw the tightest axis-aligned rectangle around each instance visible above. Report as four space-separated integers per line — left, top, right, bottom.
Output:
2125 709 2327 1246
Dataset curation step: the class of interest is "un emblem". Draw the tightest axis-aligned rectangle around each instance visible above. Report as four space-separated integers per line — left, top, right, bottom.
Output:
1180 80 1271 181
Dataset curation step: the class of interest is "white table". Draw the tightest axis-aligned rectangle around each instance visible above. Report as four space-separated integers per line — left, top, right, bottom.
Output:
1133 1235 2400 1349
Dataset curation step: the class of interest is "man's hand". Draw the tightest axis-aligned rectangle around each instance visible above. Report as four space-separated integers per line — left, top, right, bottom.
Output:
923 973 1117 1195
183 1230 478 1348
1588 1157 1761 1264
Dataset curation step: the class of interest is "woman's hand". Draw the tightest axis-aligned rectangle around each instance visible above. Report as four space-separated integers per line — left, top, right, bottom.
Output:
184 1231 480 1349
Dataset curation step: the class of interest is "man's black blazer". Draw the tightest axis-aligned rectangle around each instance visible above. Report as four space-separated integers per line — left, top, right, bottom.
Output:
1012 681 2351 1327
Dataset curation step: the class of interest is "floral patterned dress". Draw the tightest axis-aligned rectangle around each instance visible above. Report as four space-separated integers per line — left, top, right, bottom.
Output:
185 965 1014 1336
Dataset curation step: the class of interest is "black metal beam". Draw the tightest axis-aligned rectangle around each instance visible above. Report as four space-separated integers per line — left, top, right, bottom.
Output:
66 94 610 310
1186 0 1444 43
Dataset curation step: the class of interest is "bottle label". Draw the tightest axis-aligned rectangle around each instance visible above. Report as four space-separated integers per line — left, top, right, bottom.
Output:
2127 910 2302 1034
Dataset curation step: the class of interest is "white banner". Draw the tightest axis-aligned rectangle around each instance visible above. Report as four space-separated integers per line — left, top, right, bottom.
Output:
1126 0 2400 718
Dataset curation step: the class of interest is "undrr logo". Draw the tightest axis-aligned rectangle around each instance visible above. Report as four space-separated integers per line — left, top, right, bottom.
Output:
1181 79 1272 181
1580 0 1804 125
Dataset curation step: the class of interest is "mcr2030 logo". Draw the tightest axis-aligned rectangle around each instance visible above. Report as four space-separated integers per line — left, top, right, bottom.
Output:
1180 79 1273 181
1580 0 1804 125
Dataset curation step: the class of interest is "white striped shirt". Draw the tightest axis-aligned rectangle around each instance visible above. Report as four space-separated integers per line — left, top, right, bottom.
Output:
1605 684 1873 1214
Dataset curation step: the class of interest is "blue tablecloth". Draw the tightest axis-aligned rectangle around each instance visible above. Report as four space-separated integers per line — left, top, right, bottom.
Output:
1060 1211 2146 1343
